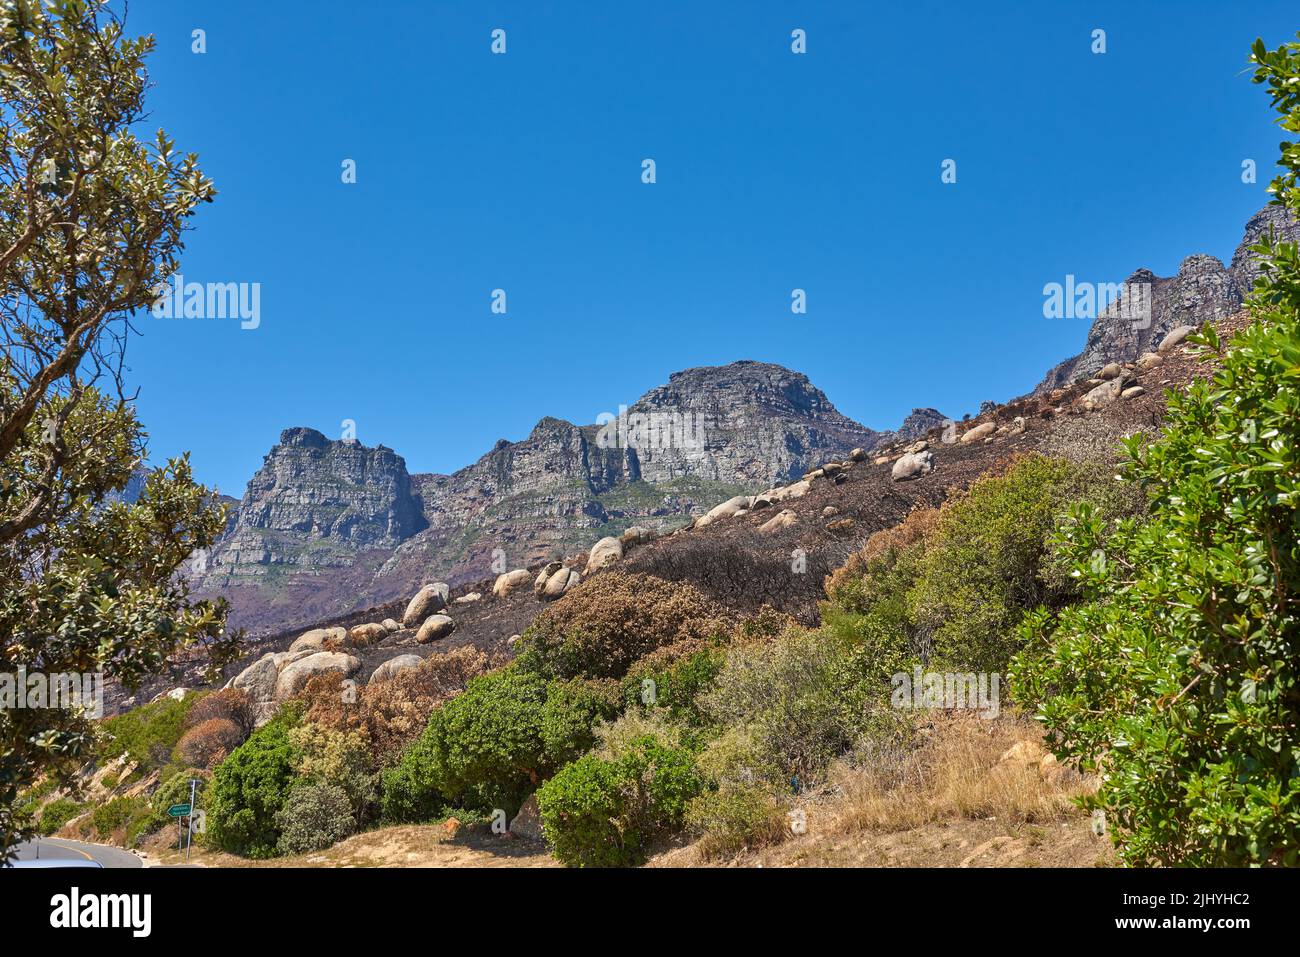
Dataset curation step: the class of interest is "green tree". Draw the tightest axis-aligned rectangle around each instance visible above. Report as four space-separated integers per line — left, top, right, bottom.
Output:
1010 34 1300 865
0 1 231 859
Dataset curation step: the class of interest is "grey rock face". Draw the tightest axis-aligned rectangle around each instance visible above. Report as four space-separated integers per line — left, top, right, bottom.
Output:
197 363 884 637
895 408 948 442
1230 203 1300 296
623 361 882 486
1037 205 1300 393
203 428 425 580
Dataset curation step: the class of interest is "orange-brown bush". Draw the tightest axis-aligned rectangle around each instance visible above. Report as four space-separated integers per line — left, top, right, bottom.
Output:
298 646 499 763
173 717 245 769
184 688 256 737
360 646 499 760
518 571 730 679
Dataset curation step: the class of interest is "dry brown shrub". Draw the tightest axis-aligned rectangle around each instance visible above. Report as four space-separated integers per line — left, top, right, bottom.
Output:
522 571 729 679
297 646 500 762
359 646 498 760
184 688 256 737
832 713 1089 834
174 717 244 769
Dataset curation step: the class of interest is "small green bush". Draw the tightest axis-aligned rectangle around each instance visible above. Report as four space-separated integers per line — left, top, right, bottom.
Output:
537 733 702 868
685 784 788 859
540 677 622 766
204 705 303 858
88 795 153 844
621 642 724 727
700 629 896 786
275 782 356 855
37 797 84 835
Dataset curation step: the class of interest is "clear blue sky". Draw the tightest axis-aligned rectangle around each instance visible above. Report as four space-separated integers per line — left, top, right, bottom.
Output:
122 1 1298 496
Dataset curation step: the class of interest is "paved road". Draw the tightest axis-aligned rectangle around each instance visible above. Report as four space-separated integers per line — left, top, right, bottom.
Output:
11 836 143 868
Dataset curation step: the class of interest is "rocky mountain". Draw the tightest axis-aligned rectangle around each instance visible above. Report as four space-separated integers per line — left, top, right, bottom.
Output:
896 408 948 442
1037 203 1300 392
194 362 888 635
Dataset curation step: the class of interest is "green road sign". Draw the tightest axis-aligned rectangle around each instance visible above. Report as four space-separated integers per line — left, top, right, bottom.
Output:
167 803 191 817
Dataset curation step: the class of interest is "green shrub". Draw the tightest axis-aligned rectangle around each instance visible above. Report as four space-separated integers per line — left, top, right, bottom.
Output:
204 705 303 858
908 456 1140 672
383 668 621 821
821 456 1142 676
289 724 378 826
416 667 550 814
621 642 725 727
536 755 632 867
540 678 622 766
699 629 897 786
88 795 153 845
37 798 84 836
537 733 703 868
1010 34 1300 866
102 692 205 772
274 782 356 855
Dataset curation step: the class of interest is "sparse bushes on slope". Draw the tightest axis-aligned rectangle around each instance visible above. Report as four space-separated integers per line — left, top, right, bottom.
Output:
822 455 1142 676
631 526 843 625
517 571 728 680
102 692 203 773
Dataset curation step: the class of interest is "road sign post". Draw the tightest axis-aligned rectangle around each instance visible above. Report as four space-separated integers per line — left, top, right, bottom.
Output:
167 802 191 853
187 779 197 862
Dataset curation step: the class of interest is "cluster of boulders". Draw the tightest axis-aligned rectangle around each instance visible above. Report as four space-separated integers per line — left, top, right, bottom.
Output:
230 647 363 725
492 557 583 603
225 580 470 726
1046 324 1195 414
491 525 658 605
689 456 856 533
400 583 458 644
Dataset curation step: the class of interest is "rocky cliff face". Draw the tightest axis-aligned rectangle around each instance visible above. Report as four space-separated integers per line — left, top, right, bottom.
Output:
195 363 883 635
1037 203 1300 392
200 428 424 585
627 361 876 485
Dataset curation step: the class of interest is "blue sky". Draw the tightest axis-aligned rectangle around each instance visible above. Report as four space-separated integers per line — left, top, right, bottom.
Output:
122 1 1298 495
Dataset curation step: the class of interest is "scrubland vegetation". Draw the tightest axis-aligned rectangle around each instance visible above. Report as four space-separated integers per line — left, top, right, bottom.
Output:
9 24 1300 869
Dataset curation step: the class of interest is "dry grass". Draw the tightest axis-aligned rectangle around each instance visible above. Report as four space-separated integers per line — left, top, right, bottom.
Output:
832 712 1089 835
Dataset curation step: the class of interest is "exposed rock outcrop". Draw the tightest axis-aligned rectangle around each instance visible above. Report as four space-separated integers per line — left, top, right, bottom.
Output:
1037 205 1300 393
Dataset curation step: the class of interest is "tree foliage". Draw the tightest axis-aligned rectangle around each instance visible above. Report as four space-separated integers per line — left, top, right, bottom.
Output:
1011 34 1300 865
0 1 231 859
